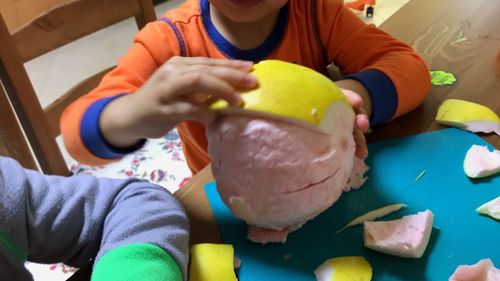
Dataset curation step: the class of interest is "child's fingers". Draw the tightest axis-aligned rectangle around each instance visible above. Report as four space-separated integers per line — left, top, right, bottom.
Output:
342 89 364 110
203 66 257 88
189 92 211 104
169 72 243 106
353 128 369 159
172 64 257 89
342 89 371 132
355 114 370 132
162 63 257 91
167 101 217 124
188 106 218 124
169 56 253 70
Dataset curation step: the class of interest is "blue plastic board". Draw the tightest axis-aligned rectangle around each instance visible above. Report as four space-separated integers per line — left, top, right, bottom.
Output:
205 128 500 280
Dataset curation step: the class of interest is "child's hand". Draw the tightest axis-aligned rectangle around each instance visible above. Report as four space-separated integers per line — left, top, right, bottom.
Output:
100 57 257 148
341 89 370 159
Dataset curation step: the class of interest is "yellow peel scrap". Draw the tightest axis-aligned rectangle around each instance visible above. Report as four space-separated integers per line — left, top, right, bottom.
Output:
314 256 372 281
188 243 237 281
436 99 500 135
335 203 407 234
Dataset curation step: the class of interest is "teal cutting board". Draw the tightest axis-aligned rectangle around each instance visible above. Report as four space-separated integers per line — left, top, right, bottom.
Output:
205 128 499 280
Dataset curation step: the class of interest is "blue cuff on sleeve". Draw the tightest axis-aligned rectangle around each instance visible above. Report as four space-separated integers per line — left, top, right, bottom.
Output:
81 94 146 159
346 69 398 126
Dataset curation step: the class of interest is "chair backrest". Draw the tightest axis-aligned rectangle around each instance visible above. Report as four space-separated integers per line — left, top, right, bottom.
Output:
0 0 157 175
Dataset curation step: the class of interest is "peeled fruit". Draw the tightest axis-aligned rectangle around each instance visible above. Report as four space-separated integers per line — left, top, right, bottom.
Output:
436 99 500 135
463 145 500 178
207 60 368 244
364 210 434 258
449 259 500 281
476 196 500 221
188 243 237 281
314 256 372 281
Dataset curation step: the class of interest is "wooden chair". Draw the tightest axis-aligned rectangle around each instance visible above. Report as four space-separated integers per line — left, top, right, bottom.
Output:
0 0 157 175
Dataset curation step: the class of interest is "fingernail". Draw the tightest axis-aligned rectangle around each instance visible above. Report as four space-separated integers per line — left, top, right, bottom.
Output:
233 92 244 106
361 115 369 125
357 148 369 159
240 61 254 69
245 74 257 87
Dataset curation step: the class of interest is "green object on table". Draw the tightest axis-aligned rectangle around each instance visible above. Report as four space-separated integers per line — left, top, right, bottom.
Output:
430 70 457 85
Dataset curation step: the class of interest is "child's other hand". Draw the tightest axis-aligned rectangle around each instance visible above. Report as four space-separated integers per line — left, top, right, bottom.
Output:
101 57 257 148
340 89 370 159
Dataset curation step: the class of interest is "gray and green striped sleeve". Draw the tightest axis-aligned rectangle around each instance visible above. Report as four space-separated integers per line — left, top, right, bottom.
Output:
0 157 189 281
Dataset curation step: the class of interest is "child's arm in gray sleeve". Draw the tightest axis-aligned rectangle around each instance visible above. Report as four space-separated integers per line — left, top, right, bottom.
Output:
0 157 189 281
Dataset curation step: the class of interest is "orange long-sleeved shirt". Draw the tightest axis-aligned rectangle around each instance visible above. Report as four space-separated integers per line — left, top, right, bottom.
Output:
61 0 430 174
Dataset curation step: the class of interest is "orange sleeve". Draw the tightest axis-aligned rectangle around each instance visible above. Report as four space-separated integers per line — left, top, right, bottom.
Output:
60 21 182 166
315 0 430 123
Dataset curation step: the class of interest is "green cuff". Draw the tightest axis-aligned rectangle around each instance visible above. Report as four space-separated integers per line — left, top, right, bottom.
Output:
0 230 27 262
92 243 183 281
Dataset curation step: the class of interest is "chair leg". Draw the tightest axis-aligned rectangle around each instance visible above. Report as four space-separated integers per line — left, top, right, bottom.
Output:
135 0 157 29
0 83 38 170
0 19 70 175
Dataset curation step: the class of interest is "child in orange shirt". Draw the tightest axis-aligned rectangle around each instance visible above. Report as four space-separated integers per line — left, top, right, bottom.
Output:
61 0 430 174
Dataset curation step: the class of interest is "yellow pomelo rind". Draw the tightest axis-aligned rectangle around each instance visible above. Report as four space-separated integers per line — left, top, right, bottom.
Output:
188 243 237 281
314 256 372 281
436 99 500 135
211 60 352 127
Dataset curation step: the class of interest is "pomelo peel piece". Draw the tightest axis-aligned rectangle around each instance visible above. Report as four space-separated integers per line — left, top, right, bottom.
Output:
211 60 353 133
436 99 500 135
463 145 500 178
363 210 434 258
314 256 372 281
188 243 237 281
335 203 407 234
476 196 500 221
449 259 500 281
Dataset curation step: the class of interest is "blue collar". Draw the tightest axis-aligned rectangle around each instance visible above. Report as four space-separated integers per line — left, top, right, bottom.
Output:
201 0 289 62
